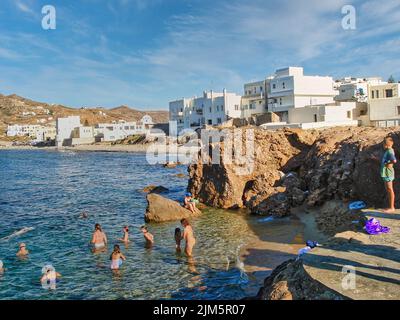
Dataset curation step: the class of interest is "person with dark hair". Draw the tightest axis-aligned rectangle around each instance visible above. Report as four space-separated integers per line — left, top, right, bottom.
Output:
91 223 107 250
110 244 126 270
180 219 196 257
183 193 200 214
118 226 130 243
140 226 154 246
174 228 182 252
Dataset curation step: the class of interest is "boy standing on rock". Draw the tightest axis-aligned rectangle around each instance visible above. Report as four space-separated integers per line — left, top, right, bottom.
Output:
379 137 397 213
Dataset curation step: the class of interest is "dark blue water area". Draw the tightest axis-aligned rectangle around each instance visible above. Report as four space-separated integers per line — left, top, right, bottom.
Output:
0 150 256 300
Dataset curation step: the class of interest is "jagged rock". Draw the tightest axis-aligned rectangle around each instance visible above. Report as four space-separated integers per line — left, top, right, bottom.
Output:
254 259 345 300
142 185 169 194
145 194 198 223
188 126 400 214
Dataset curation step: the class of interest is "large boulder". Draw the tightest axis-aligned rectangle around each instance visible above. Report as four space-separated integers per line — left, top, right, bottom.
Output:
145 193 199 223
142 185 169 194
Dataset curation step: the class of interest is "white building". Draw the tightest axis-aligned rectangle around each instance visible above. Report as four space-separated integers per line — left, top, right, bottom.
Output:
267 67 337 122
169 89 242 135
241 80 268 119
56 116 95 147
368 83 400 127
7 124 56 141
94 116 154 142
335 77 384 102
288 101 359 126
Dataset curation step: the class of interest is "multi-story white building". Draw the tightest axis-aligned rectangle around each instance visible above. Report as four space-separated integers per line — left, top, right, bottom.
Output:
7 124 56 141
335 77 384 102
169 89 242 135
241 80 268 119
368 83 400 127
267 67 337 122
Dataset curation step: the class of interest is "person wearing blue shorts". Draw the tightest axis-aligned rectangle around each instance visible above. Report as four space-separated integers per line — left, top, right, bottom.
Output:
380 137 397 213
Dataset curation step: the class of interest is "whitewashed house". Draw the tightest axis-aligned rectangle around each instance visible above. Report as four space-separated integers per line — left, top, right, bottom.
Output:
94 116 154 142
267 67 337 122
335 77 384 102
241 80 268 120
7 124 56 141
169 89 242 135
56 116 95 147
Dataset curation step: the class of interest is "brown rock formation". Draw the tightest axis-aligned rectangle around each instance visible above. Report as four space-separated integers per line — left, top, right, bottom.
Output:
145 193 199 223
188 126 400 216
254 259 345 300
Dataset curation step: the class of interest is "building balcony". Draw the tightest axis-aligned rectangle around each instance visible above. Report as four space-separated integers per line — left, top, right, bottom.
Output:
243 92 264 99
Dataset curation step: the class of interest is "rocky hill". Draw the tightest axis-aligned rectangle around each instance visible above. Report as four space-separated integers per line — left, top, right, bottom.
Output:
0 93 169 138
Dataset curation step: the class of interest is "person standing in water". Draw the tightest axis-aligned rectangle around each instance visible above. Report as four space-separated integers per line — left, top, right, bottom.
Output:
40 265 61 290
110 244 126 270
91 223 108 251
378 137 397 213
174 228 182 252
181 219 196 257
140 226 154 247
16 243 29 257
118 226 130 243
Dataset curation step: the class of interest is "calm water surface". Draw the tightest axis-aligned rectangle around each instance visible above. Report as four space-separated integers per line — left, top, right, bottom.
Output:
0 150 268 300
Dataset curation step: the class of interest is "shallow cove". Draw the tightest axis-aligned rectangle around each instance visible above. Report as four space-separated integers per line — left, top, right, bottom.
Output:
0 150 319 299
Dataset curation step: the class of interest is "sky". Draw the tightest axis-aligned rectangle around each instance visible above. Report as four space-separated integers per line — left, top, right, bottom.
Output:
0 0 399 110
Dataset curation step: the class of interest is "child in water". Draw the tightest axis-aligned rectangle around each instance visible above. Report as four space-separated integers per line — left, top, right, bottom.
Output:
184 193 201 214
110 244 126 270
118 226 130 243
16 243 29 257
40 265 61 289
0 260 4 274
140 226 154 246
175 228 182 252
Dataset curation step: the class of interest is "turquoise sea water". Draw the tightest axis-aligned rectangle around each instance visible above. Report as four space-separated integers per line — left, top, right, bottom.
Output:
0 150 261 300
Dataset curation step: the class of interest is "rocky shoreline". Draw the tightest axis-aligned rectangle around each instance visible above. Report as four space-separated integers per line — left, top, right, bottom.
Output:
187 126 400 300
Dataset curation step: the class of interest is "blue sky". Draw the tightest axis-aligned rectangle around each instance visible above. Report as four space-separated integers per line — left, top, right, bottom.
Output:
0 0 399 110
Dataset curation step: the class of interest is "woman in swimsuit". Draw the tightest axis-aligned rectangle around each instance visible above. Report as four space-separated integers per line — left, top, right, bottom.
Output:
181 219 196 257
110 244 126 270
91 223 108 251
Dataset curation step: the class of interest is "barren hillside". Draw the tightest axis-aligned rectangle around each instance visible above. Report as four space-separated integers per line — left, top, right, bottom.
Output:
0 93 169 138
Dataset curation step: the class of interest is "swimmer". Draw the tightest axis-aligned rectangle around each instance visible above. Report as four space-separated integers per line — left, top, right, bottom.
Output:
40 266 61 284
118 226 130 243
91 223 108 251
16 243 29 257
140 226 154 246
184 193 201 214
110 244 126 270
181 218 196 257
79 211 89 219
174 227 182 252
0 260 4 273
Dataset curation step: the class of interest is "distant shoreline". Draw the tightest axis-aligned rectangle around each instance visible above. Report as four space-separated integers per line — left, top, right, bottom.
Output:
0 143 199 155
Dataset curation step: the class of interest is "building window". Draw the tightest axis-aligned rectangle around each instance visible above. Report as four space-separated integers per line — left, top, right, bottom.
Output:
386 89 394 98
282 82 286 89
347 111 351 119
234 105 239 111
217 118 222 124
397 106 400 115
272 84 276 89
208 119 212 125
372 90 375 99
314 114 317 122
209 107 212 113
376 90 380 98
279 98 282 105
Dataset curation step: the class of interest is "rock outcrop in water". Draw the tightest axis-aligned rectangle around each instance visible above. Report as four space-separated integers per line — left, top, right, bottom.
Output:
145 193 199 223
188 127 400 216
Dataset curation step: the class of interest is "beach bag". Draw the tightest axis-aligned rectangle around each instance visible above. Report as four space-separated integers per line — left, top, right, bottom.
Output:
364 218 390 235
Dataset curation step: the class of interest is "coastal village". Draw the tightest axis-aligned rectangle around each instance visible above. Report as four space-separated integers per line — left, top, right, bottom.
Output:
3 66 400 148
